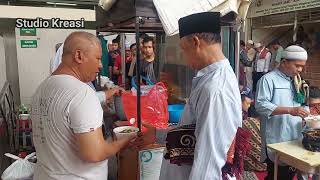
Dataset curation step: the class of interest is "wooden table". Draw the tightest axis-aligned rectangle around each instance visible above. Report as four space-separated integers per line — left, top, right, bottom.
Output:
268 141 320 180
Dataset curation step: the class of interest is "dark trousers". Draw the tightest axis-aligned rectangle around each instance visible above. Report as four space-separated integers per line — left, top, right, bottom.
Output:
252 72 265 92
264 158 296 180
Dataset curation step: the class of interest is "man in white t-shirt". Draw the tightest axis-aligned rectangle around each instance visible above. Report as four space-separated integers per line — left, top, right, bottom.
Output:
31 32 136 180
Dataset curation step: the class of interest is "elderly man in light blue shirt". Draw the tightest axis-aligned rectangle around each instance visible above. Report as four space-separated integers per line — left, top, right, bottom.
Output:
141 12 242 180
255 45 311 180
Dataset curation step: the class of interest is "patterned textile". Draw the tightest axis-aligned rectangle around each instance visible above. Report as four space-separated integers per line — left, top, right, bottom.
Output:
222 128 252 180
164 124 238 166
164 124 196 165
242 118 267 172
310 103 320 115
241 171 259 180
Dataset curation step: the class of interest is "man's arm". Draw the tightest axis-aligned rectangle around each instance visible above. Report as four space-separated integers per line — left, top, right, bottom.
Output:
76 127 135 162
255 76 277 118
95 88 123 105
272 107 309 118
69 87 133 162
264 52 271 73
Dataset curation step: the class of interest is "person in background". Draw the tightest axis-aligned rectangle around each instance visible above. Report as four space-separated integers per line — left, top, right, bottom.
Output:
270 41 284 70
50 43 63 73
253 42 271 92
240 86 254 120
125 43 136 89
128 34 149 82
246 40 256 90
112 51 122 87
309 86 320 115
141 36 157 83
110 38 121 85
111 38 120 51
140 12 242 180
31 32 136 180
128 43 137 79
139 33 149 59
239 40 252 86
107 40 113 52
255 45 310 180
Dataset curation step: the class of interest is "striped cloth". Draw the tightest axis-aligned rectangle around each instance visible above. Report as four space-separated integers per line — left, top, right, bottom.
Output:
242 117 267 172
141 59 157 83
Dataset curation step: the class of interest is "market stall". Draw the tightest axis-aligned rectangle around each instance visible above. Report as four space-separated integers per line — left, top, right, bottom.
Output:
96 0 244 179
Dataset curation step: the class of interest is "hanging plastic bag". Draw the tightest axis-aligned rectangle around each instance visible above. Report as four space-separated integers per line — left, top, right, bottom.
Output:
1 152 36 180
122 82 169 130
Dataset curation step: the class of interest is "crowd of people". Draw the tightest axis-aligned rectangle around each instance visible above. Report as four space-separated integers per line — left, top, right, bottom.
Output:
239 40 284 92
104 33 157 89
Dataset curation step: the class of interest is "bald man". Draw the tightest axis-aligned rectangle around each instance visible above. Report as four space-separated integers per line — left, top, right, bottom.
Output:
30 32 136 180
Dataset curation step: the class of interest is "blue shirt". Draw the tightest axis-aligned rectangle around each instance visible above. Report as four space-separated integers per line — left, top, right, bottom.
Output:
159 59 242 180
255 69 302 162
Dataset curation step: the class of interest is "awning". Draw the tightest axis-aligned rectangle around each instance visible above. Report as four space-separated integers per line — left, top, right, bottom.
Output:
95 0 250 34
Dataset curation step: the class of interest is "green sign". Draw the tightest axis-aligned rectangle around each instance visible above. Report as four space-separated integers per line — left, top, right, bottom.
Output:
21 40 37 48
20 28 37 36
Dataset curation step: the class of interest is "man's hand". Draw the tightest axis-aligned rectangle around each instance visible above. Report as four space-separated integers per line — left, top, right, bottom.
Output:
289 107 309 118
134 121 156 148
105 87 125 100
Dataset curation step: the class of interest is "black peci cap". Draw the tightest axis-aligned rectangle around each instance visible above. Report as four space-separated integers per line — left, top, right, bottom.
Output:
178 12 221 38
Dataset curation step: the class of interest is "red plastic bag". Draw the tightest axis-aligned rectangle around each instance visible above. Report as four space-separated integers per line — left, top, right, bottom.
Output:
122 82 168 130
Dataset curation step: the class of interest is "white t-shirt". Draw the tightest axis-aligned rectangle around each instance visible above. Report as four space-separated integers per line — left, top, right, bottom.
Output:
31 75 108 180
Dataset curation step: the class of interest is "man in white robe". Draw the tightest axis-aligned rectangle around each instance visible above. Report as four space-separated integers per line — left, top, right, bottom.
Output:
142 12 242 180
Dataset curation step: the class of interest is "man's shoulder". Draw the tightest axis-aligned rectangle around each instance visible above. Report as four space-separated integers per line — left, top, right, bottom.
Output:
43 75 92 95
203 70 239 96
259 71 283 86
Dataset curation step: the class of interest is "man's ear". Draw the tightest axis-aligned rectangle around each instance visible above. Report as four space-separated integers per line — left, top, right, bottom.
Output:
74 50 84 64
192 36 201 49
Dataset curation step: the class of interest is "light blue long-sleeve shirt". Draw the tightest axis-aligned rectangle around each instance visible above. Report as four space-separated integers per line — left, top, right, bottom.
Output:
255 69 302 162
158 59 242 180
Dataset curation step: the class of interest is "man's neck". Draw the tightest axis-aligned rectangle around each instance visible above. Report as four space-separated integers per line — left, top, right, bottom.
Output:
197 44 226 70
144 54 155 62
53 63 82 81
278 66 291 78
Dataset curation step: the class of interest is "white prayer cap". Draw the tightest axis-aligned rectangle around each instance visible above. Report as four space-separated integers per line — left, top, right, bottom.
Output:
254 42 262 48
282 45 308 61
247 40 254 45
107 39 113 45
125 41 131 50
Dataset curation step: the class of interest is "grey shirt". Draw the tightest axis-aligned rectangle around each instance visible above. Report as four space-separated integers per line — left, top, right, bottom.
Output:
141 59 157 83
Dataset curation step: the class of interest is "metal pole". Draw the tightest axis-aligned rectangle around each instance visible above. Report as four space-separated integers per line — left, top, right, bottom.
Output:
120 33 126 88
293 11 298 43
235 31 240 81
135 17 142 132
